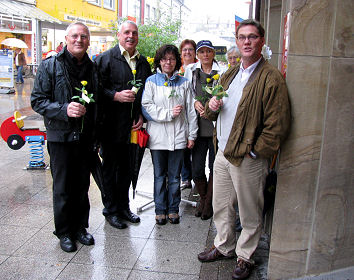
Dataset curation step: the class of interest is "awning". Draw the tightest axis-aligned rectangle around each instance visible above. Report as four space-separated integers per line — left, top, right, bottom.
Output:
0 0 61 24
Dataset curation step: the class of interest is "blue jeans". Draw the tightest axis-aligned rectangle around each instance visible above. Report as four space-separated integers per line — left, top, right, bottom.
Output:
150 149 184 215
16 65 24 83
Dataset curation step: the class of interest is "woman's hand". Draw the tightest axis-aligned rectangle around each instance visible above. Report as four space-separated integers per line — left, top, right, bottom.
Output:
172 105 183 118
194 100 207 118
187 140 195 149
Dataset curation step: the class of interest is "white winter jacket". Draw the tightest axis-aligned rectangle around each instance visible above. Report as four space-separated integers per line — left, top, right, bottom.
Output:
142 70 198 151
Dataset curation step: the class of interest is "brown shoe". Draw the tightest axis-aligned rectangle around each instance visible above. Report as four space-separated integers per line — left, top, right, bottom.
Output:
198 246 234 262
232 259 253 279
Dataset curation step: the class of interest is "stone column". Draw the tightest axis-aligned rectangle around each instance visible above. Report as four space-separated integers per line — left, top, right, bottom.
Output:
267 0 354 279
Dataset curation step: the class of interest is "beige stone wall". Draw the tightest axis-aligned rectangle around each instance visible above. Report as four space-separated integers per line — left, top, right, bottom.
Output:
266 0 354 279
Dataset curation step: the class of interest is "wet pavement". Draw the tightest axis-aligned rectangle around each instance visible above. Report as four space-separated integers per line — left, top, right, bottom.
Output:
0 78 269 279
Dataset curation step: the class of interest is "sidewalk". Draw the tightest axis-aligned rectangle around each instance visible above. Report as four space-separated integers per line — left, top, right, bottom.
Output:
0 78 269 280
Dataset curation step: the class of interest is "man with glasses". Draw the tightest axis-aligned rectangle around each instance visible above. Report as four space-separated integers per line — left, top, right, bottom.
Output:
31 22 99 252
197 19 291 279
95 20 151 229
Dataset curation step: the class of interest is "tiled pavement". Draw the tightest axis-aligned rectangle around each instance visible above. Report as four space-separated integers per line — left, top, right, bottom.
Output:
0 78 268 280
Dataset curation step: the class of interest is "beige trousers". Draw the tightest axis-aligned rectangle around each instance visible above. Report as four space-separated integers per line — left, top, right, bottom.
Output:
213 150 268 263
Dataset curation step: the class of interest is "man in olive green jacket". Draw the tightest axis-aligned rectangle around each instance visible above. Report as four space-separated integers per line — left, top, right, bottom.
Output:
197 19 291 280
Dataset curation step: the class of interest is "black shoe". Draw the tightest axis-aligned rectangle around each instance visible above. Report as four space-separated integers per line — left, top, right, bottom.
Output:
76 229 94 245
119 209 140 223
59 235 77 252
105 215 128 229
155 215 167 225
168 213 180 224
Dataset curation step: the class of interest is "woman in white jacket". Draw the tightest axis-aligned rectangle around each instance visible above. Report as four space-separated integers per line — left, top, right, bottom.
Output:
142 45 198 225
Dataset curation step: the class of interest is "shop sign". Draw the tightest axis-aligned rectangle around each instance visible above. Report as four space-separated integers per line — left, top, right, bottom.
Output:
215 46 227 55
0 49 14 88
0 18 32 33
64 14 101 27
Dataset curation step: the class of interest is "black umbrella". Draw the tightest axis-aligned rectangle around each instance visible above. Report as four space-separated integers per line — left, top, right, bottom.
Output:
130 128 149 198
90 148 106 199
263 152 278 217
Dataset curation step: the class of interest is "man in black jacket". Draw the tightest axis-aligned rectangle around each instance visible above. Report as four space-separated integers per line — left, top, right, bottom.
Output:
95 20 151 229
31 22 99 252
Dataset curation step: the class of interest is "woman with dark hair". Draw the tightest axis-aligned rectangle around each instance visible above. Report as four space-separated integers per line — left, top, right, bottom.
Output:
178 39 198 189
184 40 224 220
142 44 198 225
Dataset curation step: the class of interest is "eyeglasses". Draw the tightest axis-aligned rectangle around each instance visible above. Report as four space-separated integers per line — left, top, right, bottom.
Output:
69 34 89 40
236 34 260 42
182 48 195 52
161 57 176 63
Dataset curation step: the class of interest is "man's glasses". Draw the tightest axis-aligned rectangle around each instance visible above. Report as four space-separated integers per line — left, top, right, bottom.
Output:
236 34 260 42
69 34 89 40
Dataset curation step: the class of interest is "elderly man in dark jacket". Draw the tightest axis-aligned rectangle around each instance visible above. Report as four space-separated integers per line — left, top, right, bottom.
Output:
31 22 100 253
95 20 151 229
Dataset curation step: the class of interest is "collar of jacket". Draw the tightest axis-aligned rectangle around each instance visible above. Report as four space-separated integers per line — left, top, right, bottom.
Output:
156 68 180 83
111 44 142 62
189 60 222 73
220 57 266 91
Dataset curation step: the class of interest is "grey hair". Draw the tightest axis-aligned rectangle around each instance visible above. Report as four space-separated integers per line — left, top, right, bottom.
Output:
118 20 138 32
65 22 91 37
226 45 240 60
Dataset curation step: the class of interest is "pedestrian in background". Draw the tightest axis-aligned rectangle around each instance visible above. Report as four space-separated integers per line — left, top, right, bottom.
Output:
178 39 198 189
31 22 100 253
14 48 26 84
142 44 198 225
184 40 224 220
95 20 151 229
226 45 241 68
198 19 291 280
56 42 64 53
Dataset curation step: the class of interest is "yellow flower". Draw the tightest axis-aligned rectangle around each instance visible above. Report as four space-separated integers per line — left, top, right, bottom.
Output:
212 74 220 80
83 90 88 95
206 78 211 83
132 69 137 75
81 80 87 86
228 63 231 68
236 57 241 62
164 82 168 87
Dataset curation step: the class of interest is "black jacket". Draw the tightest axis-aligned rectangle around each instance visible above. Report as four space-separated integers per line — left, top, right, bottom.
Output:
31 50 101 143
95 45 152 143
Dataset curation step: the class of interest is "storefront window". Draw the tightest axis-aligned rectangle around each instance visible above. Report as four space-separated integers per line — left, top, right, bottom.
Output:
103 0 114 10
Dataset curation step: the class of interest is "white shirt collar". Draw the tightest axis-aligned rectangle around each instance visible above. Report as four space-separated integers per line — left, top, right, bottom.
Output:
239 57 262 82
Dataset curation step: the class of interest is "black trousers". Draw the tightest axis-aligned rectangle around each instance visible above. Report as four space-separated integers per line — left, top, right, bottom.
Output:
100 141 132 216
192 136 215 181
48 141 91 237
